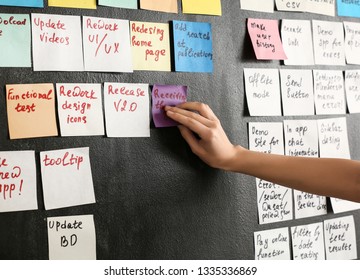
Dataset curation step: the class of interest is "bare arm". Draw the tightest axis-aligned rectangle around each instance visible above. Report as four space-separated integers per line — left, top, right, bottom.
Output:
165 102 360 203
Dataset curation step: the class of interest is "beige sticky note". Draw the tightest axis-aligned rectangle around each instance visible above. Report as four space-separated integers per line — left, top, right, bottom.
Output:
48 0 97 9
140 0 178 13
6 84 58 139
130 21 171 71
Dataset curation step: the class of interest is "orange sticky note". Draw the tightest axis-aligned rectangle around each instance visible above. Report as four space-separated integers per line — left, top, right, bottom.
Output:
140 0 178 13
6 84 58 139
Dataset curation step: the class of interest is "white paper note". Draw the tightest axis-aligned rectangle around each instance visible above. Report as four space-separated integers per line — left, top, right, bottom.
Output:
280 69 315 116
0 151 37 213
254 227 291 260
276 0 306 11
291 223 325 260
344 21 360 65
283 120 327 219
249 122 284 155
345 70 360 113
244 68 282 116
317 117 350 159
281 20 314 66
306 0 335 16
47 214 96 260
83 16 133 72
31 13 83 71
313 70 346 115
40 147 95 210
324 216 357 260
104 83 150 137
56 83 104 136
240 0 274 13
312 20 345 66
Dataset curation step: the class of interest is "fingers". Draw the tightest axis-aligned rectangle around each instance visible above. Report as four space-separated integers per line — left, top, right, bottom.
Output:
178 125 202 156
166 109 209 138
165 105 212 127
175 102 218 121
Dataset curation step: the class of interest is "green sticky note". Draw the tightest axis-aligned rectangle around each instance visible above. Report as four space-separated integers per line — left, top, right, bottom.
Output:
99 0 137 9
0 14 31 67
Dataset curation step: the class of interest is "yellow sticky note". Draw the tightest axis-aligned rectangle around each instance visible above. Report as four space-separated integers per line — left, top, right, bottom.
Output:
182 0 222 15
6 84 58 139
48 0 97 9
130 21 171 71
140 0 178 13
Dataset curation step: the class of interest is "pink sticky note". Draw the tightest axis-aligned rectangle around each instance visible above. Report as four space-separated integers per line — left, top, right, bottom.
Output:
152 84 187 128
247 18 287 60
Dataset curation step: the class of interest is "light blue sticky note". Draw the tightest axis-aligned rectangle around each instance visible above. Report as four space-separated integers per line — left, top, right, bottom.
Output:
173 20 213 73
0 0 44 8
98 0 138 9
0 14 31 67
337 1 360 18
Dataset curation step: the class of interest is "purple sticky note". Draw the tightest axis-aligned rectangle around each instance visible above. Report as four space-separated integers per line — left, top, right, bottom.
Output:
152 84 187 127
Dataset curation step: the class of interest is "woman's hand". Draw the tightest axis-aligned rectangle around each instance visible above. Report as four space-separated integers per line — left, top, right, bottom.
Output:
165 102 241 170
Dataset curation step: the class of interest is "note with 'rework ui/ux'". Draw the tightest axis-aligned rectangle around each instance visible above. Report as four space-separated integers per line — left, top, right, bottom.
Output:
40 147 95 210
6 83 58 140
254 227 291 260
249 122 293 225
48 0 96 9
47 215 96 260
312 20 345 66
291 223 325 260
247 18 287 61
31 13 84 71
56 83 105 137
324 216 357 260
173 20 213 73
344 21 360 65
0 151 37 213
345 70 360 113
182 0 222 16
280 69 315 116
284 120 327 220
140 0 178 13
313 70 346 115
104 83 150 137
83 16 133 73
281 19 314 66
0 14 31 67
240 0 274 13
130 21 171 71
244 68 282 116
0 0 43 7
98 0 137 9
152 84 187 128
306 0 335 16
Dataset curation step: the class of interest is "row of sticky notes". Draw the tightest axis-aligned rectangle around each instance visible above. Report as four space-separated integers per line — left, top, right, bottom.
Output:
248 18 360 65
5 83 187 140
0 0 222 15
249 118 360 223
0 13 213 73
244 68 360 117
241 0 360 18
0 148 95 213
255 215 357 260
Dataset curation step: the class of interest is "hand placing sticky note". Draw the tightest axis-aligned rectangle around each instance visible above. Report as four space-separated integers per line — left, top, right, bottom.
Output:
152 84 187 128
247 18 287 60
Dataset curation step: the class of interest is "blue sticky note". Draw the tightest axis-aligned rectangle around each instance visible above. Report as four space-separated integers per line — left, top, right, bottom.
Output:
0 0 43 8
173 20 213 73
337 1 360 18
98 0 137 9
0 14 31 67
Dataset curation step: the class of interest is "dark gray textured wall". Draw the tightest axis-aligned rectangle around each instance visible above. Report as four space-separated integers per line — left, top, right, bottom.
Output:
0 1 359 260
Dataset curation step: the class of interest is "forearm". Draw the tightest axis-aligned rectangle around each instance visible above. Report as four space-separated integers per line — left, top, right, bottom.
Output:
227 146 360 203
